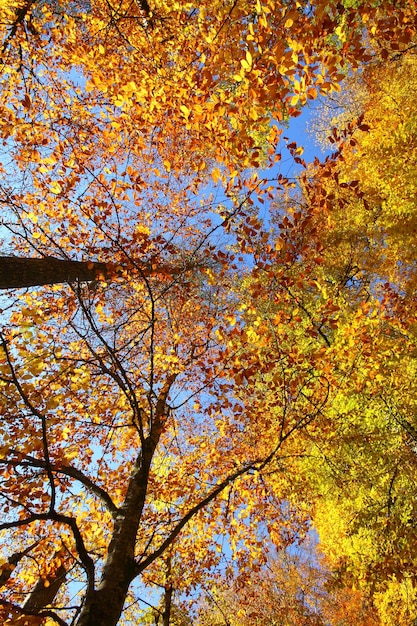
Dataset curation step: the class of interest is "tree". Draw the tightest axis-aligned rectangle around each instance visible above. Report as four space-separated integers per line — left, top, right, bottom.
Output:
0 256 109 290
0 1 416 626
200 42 417 626
274 48 417 625
195 539 381 626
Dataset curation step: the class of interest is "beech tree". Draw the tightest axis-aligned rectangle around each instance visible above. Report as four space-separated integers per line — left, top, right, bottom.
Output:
195 540 380 626
298 51 417 626
0 1 416 626
237 48 417 625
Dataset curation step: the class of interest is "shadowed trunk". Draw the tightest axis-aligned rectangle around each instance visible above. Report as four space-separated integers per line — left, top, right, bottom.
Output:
0 256 109 290
75 377 176 626
162 563 173 626
23 562 67 611
74 442 159 626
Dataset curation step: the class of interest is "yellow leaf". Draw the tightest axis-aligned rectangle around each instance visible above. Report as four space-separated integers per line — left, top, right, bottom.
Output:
180 104 190 119
212 167 221 184
136 224 151 236
27 212 38 223
50 181 62 194
285 18 294 28
45 396 61 410
241 56 251 72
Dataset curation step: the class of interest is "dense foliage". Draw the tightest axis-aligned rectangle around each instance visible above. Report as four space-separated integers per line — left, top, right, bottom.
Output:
0 1 416 625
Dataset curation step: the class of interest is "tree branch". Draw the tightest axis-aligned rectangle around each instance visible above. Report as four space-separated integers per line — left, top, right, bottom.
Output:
1 0 35 53
0 541 40 588
1 334 57 513
0 600 69 626
4 452 119 518
0 512 95 594
134 460 261 576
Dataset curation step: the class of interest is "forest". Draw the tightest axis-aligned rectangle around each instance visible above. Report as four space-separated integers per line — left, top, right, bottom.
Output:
0 0 416 624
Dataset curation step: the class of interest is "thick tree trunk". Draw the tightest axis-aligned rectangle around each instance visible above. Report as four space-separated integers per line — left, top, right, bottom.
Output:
75 377 175 626
0 256 109 290
75 444 155 626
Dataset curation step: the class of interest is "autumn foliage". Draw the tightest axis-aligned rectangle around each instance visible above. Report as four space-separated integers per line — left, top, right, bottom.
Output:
0 1 417 625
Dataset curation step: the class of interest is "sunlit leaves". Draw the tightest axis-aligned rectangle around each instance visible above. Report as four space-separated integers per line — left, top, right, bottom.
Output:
0 1 417 625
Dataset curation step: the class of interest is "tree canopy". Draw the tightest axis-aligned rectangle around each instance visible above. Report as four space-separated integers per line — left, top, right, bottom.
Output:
0 1 417 625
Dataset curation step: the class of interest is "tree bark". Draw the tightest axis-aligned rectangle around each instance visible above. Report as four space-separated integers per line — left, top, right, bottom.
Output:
163 584 173 626
23 562 67 611
0 256 109 290
75 376 175 626
162 556 173 626
74 442 158 626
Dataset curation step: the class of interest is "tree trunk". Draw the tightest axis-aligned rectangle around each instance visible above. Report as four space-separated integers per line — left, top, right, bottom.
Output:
162 584 173 626
23 562 67 611
0 256 109 290
75 444 155 626
75 377 175 626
